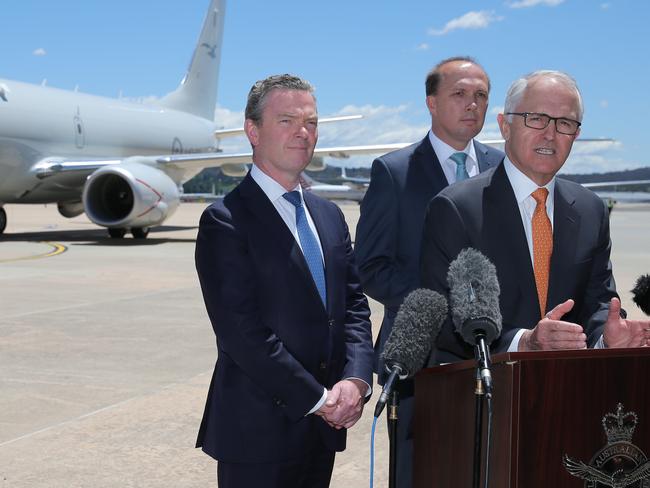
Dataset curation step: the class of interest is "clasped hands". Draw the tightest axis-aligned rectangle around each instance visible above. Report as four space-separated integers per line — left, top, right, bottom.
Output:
519 297 650 351
315 378 366 430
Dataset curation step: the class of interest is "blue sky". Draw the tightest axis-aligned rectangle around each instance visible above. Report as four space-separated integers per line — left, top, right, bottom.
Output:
2 0 648 174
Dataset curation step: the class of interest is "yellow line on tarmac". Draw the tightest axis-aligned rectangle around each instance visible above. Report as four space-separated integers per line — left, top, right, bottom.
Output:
0 241 67 263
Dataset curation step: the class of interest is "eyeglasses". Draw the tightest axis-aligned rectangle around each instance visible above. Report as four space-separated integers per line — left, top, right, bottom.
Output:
506 112 581 135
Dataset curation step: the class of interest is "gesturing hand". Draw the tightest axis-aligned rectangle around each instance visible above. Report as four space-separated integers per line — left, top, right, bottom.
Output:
519 299 587 351
603 297 650 348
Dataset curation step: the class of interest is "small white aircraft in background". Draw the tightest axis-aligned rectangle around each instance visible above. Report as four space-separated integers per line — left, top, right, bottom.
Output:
0 0 404 238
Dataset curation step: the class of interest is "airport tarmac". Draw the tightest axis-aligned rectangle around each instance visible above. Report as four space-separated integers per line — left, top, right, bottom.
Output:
1 200 649 487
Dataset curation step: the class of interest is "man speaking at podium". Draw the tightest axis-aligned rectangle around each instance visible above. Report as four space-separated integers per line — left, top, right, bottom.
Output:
420 70 650 363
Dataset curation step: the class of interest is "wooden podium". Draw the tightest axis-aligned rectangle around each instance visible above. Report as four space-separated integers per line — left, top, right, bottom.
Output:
413 348 650 487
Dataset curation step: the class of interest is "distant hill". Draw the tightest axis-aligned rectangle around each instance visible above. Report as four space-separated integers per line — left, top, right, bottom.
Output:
183 165 650 194
560 166 650 183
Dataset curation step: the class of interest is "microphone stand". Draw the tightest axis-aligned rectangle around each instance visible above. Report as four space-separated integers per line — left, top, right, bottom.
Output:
472 368 484 488
388 390 399 488
472 336 494 488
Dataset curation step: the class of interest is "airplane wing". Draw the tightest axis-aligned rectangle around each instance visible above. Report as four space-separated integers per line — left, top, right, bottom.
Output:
32 141 415 186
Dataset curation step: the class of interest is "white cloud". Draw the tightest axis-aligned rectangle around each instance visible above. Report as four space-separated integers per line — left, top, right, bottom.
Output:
32 48 47 56
557 140 641 174
508 0 564 8
601 3 611 9
428 10 503 36
490 105 504 115
416 43 429 51
600 99 609 108
315 104 428 167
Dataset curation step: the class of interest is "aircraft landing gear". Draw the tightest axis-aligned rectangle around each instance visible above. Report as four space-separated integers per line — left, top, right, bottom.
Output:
108 227 150 239
0 207 6 235
131 227 150 239
108 227 127 239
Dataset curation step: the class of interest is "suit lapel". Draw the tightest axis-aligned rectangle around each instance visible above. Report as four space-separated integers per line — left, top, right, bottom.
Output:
484 164 538 311
411 136 449 195
547 180 579 312
474 140 503 172
239 175 325 309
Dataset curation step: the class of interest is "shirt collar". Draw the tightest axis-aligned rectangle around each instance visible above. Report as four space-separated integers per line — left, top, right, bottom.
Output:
503 156 556 204
428 129 478 167
250 164 302 203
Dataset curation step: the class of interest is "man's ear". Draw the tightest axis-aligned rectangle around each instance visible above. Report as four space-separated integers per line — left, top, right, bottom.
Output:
497 113 510 140
425 95 436 117
244 119 259 147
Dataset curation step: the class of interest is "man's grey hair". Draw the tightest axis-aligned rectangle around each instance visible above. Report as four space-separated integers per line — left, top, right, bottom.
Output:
245 74 315 124
504 70 584 122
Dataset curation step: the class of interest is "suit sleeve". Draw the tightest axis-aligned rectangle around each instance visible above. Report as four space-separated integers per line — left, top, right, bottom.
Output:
580 198 619 346
336 206 374 388
195 204 324 422
355 157 416 307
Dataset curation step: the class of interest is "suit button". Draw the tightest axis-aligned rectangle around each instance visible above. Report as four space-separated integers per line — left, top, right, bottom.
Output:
328 319 335 327
273 397 284 406
319 362 327 370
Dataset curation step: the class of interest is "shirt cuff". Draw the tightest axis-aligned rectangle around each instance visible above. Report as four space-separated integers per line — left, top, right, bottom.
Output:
307 388 328 415
508 329 527 352
346 377 372 398
594 334 605 349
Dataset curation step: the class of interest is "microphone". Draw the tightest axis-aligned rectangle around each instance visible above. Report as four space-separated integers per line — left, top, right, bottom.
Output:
374 288 448 417
631 274 650 315
447 248 502 396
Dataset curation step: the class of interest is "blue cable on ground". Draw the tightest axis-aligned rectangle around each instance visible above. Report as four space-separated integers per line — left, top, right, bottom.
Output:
370 415 378 488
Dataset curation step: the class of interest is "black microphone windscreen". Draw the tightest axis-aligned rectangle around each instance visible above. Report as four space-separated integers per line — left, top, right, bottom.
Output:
447 248 502 345
632 274 650 315
381 288 448 377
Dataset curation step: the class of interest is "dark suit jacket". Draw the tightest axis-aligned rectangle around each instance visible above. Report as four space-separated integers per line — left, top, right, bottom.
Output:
354 135 503 377
195 173 373 463
420 162 618 363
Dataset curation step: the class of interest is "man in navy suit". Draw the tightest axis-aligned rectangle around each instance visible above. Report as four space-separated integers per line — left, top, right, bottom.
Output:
420 70 650 363
195 74 373 487
354 57 503 488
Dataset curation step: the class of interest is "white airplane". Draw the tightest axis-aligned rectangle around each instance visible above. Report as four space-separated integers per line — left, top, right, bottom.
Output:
0 0 404 238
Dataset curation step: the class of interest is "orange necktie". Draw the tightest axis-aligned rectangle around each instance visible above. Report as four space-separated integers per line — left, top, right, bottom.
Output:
531 188 553 318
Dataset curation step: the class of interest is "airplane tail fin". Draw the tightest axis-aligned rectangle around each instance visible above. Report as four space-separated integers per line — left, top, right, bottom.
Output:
159 0 225 120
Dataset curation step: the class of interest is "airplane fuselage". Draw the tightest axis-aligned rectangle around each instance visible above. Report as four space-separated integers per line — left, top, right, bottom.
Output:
0 78 216 204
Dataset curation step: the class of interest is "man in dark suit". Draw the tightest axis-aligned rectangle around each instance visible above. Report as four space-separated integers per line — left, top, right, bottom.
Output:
195 74 373 487
355 57 503 488
421 70 650 363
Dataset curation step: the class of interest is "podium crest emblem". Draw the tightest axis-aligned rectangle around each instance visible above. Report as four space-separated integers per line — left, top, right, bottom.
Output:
564 403 650 487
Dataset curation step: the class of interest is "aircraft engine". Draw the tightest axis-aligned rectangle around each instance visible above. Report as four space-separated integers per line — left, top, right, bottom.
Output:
82 162 180 229
57 201 85 218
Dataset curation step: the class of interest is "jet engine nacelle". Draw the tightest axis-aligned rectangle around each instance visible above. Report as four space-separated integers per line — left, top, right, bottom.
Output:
82 162 180 228
57 201 85 218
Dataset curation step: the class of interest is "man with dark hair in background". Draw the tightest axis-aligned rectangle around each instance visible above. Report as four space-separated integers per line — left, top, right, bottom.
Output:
355 57 504 487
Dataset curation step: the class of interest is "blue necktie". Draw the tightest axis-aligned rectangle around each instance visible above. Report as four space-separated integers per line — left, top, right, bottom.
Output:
283 191 327 306
450 152 469 182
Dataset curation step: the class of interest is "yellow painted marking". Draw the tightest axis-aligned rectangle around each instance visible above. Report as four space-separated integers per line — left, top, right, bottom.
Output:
0 241 67 263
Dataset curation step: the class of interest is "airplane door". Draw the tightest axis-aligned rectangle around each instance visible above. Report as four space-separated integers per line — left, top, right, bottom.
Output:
73 107 85 149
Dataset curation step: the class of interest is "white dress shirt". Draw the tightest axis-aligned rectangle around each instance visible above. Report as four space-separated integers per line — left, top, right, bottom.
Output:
428 130 479 185
250 164 324 263
502 158 604 350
